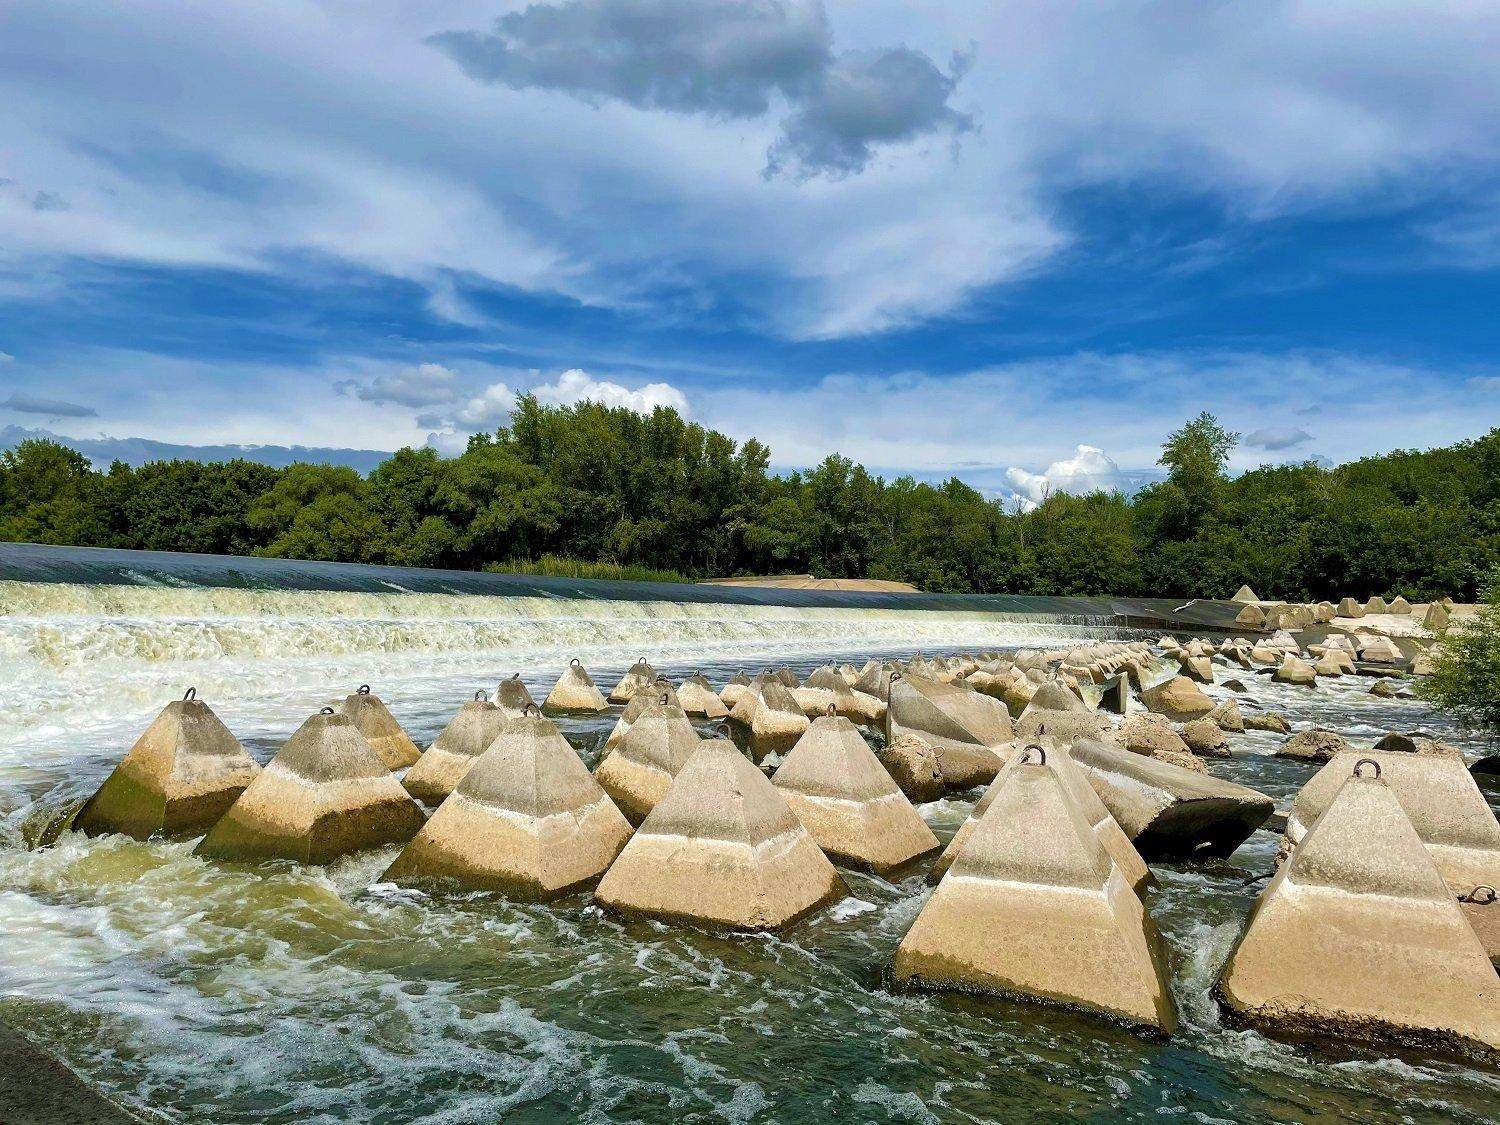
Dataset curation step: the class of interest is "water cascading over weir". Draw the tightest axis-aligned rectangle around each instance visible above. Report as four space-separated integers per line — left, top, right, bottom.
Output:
0 542 1249 670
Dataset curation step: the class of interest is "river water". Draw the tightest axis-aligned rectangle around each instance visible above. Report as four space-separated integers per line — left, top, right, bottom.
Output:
0 579 1496 1124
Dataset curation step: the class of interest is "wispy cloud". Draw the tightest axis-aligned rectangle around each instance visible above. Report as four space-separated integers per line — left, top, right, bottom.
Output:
1 391 96 418
1244 426 1314 451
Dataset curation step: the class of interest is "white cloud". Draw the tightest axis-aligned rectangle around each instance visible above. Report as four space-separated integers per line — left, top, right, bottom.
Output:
450 382 518 429
1003 445 1129 510
532 368 690 416
342 362 460 408
0 351 13 363
415 368 691 453
3 3 1499 339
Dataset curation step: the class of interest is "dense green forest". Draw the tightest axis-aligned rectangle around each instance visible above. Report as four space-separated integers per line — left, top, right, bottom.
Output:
2 400 1496 600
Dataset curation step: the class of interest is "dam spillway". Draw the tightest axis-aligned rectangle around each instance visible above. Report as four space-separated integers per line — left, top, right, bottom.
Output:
0 542 1495 1123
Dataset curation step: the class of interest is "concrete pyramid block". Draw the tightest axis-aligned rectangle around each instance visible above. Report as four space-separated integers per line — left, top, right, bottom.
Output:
542 659 608 714
341 685 421 770
493 673 537 718
1287 748 1500 903
795 666 875 722
602 681 682 751
1336 597 1366 619
1234 603 1267 627
196 708 425 864
1140 675 1215 720
886 673 1012 791
718 670 756 710
894 750 1177 1032
74 689 261 841
593 700 705 824
1231 585 1259 603
1219 763 1500 1055
1070 739 1273 858
594 739 847 930
383 713 632 899
402 693 511 804
727 680 809 763
928 743 1150 892
1364 594 1389 614
854 659 892 700
770 715 939 874
1423 602 1451 631
1389 595 1413 614
607 659 656 704
676 673 728 719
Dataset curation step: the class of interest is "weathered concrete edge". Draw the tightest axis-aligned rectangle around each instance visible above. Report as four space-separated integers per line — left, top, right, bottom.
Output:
0 1018 149 1125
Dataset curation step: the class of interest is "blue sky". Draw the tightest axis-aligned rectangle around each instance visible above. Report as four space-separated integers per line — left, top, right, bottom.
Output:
2 1 1498 505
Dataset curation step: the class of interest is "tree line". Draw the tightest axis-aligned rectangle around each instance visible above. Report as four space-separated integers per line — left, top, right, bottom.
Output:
2 398 1496 601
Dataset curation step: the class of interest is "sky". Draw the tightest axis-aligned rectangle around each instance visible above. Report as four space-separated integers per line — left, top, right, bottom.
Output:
2 1 1499 507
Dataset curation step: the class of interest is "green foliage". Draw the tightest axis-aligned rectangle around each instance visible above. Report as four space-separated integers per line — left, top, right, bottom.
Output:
1419 569 1500 745
1 409 1495 604
485 555 689 583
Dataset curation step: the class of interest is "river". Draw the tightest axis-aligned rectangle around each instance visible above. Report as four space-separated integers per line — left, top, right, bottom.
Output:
0 562 1495 1123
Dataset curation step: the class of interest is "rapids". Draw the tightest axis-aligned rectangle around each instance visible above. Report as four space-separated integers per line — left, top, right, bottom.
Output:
0 577 1496 1123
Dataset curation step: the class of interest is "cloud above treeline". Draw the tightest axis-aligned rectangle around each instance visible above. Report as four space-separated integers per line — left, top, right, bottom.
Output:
340 362 692 454
430 0 972 177
1003 445 1130 510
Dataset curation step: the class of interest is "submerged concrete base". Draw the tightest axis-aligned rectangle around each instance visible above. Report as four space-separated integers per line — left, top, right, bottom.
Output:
0 1018 145 1124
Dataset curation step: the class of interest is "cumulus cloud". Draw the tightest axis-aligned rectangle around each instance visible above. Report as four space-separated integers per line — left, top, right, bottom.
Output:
1 391 97 418
1244 426 1313 451
340 362 460 408
0 351 14 363
1003 445 1131 510
532 368 690 415
431 0 970 176
421 368 690 453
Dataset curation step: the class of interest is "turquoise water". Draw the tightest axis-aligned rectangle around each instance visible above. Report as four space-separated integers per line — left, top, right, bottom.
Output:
0 584 1495 1122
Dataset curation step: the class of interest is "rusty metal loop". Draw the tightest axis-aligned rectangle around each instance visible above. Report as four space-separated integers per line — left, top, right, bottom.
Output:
182 687 197 701
475 689 489 701
889 671 903 682
825 703 837 716
1353 757 1381 780
510 672 520 681
1021 743 1047 766
320 706 335 715
523 702 539 716
659 692 670 706
357 684 371 695
1460 884 1497 905
570 657 581 667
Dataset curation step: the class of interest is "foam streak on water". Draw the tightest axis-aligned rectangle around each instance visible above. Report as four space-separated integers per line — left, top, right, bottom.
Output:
0 580 1495 1123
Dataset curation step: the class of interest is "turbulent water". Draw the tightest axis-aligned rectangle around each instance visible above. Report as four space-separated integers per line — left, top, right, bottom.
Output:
0 579 1496 1124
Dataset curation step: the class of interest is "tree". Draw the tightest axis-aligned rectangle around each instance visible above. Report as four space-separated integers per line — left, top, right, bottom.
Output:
246 463 388 563
1419 568 1500 746
1153 412 1239 535
0 440 113 546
